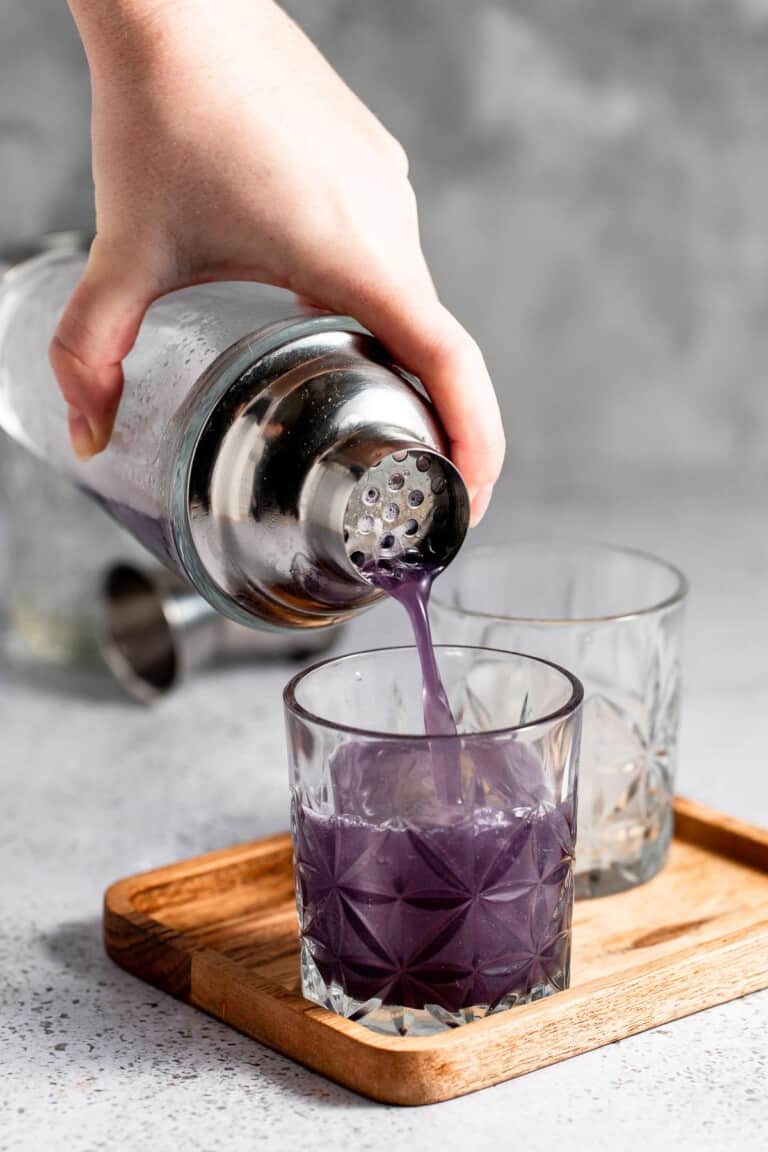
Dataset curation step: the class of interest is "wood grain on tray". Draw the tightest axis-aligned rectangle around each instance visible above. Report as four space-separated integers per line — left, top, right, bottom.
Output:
103 797 768 1105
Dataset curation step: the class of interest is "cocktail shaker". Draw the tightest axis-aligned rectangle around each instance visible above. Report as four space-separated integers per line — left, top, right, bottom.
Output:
0 234 469 632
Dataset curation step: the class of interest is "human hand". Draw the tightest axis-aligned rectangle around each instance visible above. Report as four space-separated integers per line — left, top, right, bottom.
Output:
55 0 504 523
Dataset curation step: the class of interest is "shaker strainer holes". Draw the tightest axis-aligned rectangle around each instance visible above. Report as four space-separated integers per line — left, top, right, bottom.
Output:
416 454 431 472
377 558 393 572
358 514 375 534
407 489 424 508
350 551 366 568
363 487 380 505
431 474 447 495
403 548 421 564
387 472 405 491
404 518 419 536
380 533 396 550
391 450 408 462
383 502 400 523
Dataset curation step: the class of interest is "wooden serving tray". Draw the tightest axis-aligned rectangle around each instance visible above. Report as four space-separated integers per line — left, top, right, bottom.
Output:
103 797 768 1105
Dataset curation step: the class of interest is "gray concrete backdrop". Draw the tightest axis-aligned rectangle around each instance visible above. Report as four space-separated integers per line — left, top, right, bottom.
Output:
3 10 768 1145
3 0 768 483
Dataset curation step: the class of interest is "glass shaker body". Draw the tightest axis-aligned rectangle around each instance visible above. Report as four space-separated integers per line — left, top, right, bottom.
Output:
0 248 307 567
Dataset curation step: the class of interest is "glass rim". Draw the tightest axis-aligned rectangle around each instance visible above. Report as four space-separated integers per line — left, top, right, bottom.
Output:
431 539 689 625
283 643 584 742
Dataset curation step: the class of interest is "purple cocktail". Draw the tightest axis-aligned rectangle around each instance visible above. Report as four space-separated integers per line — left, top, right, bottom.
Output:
285 645 582 1035
293 790 574 1019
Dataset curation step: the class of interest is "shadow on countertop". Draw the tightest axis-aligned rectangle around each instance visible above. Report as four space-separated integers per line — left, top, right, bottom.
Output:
33 918 371 1111
0 641 128 704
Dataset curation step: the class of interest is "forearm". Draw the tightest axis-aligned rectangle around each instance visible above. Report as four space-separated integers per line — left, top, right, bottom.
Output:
66 0 276 80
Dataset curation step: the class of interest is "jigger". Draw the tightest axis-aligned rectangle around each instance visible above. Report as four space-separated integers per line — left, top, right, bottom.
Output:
100 563 342 704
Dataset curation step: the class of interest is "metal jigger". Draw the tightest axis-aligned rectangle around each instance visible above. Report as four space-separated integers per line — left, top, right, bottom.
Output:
99 562 342 704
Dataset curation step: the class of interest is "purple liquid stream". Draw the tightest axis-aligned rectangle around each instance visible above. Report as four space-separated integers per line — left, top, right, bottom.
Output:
383 569 456 738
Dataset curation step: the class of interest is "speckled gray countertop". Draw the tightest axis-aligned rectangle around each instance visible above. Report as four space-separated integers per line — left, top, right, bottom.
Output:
1 475 766 1152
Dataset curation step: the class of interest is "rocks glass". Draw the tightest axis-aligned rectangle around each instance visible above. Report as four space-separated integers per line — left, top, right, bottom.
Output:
284 645 582 1036
432 542 688 898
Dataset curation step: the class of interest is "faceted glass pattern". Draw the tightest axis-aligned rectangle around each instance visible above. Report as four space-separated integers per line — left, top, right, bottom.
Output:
432 543 687 897
284 646 582 1036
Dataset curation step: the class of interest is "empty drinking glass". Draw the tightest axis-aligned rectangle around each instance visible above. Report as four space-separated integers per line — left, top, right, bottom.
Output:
284 645 582 1036
431 542 688 898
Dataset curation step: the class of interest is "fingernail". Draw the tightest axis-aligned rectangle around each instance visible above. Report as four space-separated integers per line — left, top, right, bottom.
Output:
67 405 96 460
470 483 494 526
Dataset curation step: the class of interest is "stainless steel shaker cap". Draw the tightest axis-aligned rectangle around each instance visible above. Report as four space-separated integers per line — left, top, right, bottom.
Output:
342 447 468 583
182 322 469 630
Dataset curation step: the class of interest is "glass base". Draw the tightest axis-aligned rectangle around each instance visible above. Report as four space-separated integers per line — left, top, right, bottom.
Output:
301 947 567 1036
574 825 673 899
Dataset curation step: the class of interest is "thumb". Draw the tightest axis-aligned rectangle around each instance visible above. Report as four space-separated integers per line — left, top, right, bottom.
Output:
49 239 155 458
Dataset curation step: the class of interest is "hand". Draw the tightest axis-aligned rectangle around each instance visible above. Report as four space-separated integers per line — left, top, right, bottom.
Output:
55 0 504 523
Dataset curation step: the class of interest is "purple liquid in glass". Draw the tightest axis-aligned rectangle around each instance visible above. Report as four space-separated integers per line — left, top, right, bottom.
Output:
295 795 573 1014
294 557 575 1017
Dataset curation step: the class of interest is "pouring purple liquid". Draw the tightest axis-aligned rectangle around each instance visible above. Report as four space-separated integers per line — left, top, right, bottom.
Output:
292 462 576 1025
384 569 456 738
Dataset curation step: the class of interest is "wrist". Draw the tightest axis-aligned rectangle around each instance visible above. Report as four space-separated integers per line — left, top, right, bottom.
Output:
68 0 276 84
66 2 171 73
